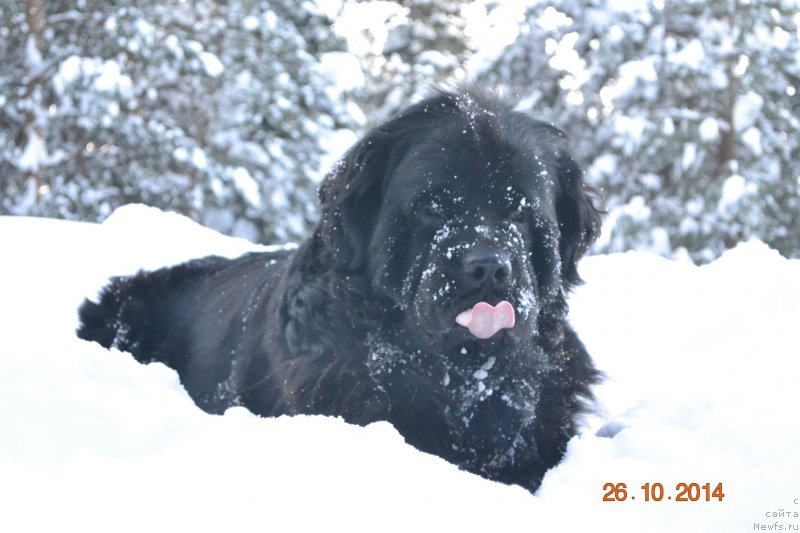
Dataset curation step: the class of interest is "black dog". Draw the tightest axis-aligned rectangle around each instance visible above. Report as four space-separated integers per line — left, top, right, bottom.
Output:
78 87 603 492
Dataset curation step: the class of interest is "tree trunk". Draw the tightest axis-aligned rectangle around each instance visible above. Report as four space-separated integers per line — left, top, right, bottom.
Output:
718 12 737 175
23 0 45 204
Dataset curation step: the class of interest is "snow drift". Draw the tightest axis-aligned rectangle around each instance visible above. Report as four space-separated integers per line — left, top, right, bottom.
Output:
1 205 798 532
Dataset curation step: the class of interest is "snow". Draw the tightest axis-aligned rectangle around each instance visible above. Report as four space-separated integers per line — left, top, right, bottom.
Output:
93 60 131 93
471 1 526 43
614 57 658 101
661 117 675 136
536 6 573 32
681 142 697 170
307 0 344 20
17 129 47 172
718 174 757 213
668 39 705 70
742 126 763 156
231 166 262 208
2 205 800 532
734 91 764 132
545 32 584 75
698 117 720 142
734 54 751 77
317 51 365 96
199 51 225 77
242 15 260 32
613 115 648 152
53 55 133 98
318 127 359 181
173 146 208 170
334 2 407 56
54 55 89 88
588 153 618 183
606 0 651 13
25 35 43 71
462 1 527 74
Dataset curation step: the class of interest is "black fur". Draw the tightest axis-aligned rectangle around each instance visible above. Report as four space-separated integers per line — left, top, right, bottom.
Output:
78 87 603 492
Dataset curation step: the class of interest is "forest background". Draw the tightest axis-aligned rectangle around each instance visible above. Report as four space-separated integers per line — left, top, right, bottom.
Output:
2 0 799 262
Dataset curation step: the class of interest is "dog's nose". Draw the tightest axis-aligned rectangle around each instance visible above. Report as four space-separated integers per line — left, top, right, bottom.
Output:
463 251 512 289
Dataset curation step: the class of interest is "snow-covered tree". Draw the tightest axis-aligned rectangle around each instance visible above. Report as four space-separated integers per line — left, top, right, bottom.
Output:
339 0 473 123
481 0 800 261
173 0 359 241
1 0 357 243
1 0 48 211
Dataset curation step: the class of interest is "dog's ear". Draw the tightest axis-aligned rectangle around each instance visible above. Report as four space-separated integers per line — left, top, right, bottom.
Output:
555 151 604 289
318 94 452 272
318 128 404 272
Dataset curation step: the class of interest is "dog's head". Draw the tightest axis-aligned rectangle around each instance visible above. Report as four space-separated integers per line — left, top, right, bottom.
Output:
318 88 602 348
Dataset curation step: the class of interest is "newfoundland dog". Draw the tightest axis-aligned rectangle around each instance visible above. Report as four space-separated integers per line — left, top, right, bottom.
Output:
78 87 603 493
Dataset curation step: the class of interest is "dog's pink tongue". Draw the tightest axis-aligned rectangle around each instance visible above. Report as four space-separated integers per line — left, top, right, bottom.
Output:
456 301 516 339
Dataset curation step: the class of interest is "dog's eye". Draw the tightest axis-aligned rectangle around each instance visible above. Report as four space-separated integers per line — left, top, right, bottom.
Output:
508 209 526 224
419 202 445 224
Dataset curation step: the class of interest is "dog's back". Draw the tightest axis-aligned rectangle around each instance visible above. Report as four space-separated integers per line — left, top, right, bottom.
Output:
77 251 291 412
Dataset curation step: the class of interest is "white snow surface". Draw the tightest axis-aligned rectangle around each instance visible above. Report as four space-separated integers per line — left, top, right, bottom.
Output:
1 205 799 532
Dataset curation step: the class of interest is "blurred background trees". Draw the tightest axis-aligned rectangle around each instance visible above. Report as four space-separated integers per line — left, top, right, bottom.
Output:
2 0 798 260
483 0 800 261
2 0 356 242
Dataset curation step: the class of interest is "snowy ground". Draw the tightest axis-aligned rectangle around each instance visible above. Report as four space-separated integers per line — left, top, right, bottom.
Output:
1 205 798 532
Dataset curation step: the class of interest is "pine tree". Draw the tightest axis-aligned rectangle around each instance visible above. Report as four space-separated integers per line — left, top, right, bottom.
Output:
1 0 357 244
171 0 358 241
481 0 800 261
1 0 47 211
341 0 473 123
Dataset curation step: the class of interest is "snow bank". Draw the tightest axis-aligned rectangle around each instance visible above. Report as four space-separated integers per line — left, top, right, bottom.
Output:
1 206 798 532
